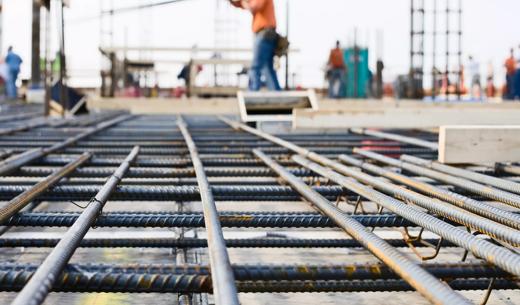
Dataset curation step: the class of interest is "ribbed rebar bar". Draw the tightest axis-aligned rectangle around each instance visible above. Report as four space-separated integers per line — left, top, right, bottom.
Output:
349 128 439 150
0 114 131 176
0 152 92 224
294 155 520 277
0 262 510 281
5 212 415 228
354 148 520 209
0 270 515 293
11 146 139 305
496 163 520 176
0 184 352 201
338 154 520 230
313 156 520 246
253 149 470 305
178 116 239 305
0 237 455 248
401 154 520 194
15 166 312 178
218 117 520 278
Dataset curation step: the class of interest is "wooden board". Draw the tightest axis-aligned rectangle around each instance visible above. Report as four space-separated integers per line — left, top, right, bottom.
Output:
293 106 520 129
87 97 240 114
438 125 520 164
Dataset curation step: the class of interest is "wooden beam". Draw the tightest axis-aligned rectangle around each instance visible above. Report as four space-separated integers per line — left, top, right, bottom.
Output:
438 126 520 164
293 105 520 129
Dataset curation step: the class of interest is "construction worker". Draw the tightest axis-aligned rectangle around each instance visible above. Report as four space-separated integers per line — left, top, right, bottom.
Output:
327 41 346 99
504 48 516 99
467 55 482 100
514 45 520 99
5 46 23 100
230 0 281 91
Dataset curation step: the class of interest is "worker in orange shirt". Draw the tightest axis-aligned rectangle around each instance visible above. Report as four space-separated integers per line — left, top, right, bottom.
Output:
504 48 516 99
230 0 281 91
327 40 347 98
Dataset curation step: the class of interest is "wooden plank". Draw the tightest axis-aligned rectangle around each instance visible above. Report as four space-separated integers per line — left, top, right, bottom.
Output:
438 126 520 164
87 97 240 114
293 107 520 129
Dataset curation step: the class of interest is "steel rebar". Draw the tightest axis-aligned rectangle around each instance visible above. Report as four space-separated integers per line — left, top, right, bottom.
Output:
338 154 520 230
0 152 92 224
219 117 520 277
354 148 520 209
401 154 520 195
11 146 139 305
178 117 239 305
253 149 470 305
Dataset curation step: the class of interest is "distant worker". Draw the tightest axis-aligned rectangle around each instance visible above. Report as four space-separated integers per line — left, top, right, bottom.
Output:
230 0 281 91
504 48 516 99
5 46 22 100
514 45 520 99
467 55 482 100
326 40 346 99
485 61 495 98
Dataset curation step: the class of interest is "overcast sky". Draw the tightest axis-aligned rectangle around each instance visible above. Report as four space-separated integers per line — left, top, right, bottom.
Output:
2 0 520 88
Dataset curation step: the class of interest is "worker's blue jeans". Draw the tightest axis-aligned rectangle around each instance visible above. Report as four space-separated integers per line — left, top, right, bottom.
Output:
514 69 520 100
505 74 513 99
5 69 19 99
249 31 281 91
328 68 345 98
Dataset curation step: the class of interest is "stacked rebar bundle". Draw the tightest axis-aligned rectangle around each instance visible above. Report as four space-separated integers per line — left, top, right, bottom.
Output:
0 107 518 305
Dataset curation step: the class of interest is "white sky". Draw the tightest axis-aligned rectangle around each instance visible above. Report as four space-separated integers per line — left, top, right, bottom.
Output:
2 0 520 88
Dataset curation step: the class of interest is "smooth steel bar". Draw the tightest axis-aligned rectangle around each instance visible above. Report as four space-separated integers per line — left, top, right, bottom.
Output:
219 117 520 277
11 146 139 305
350 128 439 150
401 154 520 194
338 154 520 230
253 149 470 305
177 117 239 305
0 152 92 224
0 114 131 176
354 148 520 209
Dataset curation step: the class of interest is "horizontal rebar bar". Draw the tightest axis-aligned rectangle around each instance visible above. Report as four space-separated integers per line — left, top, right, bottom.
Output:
0 270 514 294
0 262 510 281
5 212 416 228
0 184 353 201
0 237 455 248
